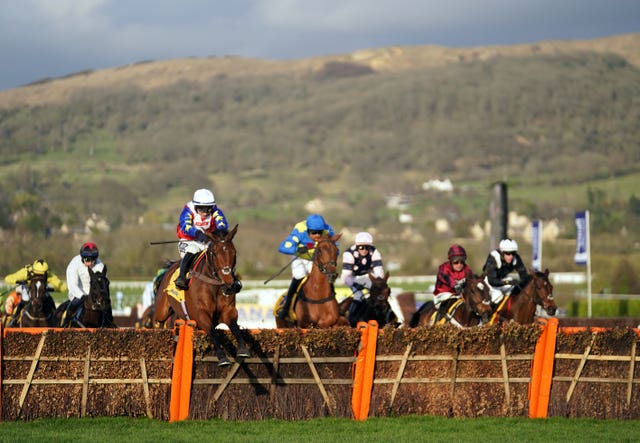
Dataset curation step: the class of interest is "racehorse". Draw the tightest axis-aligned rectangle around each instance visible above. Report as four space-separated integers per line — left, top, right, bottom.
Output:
275 233 348 328
487 269 556 325
408 274 492 328
17 273 57 327
338 271 399 327
153 225 251 366
55 266 115 328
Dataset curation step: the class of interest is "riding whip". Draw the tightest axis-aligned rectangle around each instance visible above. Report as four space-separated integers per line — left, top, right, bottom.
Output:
263 256 297 285
149 240 181 245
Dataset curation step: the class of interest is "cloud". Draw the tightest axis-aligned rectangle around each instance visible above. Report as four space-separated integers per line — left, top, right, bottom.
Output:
1 0 639 90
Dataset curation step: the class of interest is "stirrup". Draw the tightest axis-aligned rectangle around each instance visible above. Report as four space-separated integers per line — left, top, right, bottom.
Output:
174 276 189 290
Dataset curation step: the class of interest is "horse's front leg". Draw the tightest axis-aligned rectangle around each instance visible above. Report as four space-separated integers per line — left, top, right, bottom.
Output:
210 328 232 367
220 304 250 358
227 320 251 358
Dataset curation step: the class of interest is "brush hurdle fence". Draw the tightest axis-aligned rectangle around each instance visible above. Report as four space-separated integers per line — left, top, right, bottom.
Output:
2 319 640 421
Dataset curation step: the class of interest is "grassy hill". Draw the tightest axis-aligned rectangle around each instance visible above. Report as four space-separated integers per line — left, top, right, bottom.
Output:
0 33 639 295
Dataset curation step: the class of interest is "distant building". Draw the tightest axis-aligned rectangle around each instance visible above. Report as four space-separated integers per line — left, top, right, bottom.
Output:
422 178 453 192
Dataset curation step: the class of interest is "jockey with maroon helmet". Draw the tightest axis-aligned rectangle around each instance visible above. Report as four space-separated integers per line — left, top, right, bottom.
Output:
433 244 474 313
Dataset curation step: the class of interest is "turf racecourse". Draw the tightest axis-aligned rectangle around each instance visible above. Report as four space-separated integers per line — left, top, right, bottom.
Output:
1 416 640 442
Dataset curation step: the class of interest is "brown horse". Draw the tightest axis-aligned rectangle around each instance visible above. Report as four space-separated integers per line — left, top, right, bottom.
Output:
17 273 57 327
275 233 348 328
408 274 492 328
55 266 115 328
153 225 250 366
488 269 557 325
338 271 399 327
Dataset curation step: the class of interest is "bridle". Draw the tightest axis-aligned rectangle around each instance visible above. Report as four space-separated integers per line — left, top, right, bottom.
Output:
190 236 238 294
529 272 555 310
463 276 492 317
87 272 110 312
311 237 339 283
22 274 51 322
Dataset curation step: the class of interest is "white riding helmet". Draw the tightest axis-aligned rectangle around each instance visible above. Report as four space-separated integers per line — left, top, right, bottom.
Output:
355 232 373 246
499 238 518 253
193 188 215 206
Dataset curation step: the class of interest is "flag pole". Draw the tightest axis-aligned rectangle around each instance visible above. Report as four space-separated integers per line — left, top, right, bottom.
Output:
586 210 592 318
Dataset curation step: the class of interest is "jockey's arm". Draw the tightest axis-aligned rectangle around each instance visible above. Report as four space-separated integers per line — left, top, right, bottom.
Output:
4 268 29 285
484 258 504 287
47 273 68 292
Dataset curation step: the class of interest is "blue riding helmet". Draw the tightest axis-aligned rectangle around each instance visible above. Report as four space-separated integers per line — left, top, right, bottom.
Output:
306 214 326 231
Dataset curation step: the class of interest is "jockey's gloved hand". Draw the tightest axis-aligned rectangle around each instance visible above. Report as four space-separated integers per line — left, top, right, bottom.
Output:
454 279 465 293
502 277 514 285
297 244 308 254
195 231 209 243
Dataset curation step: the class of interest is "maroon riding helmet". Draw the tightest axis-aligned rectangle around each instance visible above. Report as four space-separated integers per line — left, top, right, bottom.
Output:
447 244 467 261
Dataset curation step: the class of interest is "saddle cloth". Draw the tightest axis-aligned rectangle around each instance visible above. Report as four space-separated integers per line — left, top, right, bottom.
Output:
272 277 308 321
165 268 186 303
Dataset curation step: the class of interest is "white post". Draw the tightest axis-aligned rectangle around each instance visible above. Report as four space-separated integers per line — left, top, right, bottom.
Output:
586 210 592 318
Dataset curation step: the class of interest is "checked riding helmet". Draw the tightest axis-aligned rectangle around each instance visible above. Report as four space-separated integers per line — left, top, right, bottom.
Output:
447 244 467 261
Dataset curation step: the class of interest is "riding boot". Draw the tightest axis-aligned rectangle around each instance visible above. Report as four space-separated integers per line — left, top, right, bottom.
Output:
62 298 83 328
9 302 25 327
347 299 364 327
278 278 301 320
174 252 195 290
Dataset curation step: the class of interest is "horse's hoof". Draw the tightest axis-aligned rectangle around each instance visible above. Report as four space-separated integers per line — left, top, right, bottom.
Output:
236 348 251 358
217 357 232 367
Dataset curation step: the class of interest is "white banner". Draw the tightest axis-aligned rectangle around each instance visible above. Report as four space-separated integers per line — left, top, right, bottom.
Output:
574 211 588 265
532 220 542 271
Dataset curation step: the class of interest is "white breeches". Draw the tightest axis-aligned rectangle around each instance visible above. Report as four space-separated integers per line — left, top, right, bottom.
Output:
179 240 206 257
291 258 313 280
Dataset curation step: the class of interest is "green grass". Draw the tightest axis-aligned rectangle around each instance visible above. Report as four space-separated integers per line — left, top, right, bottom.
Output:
0 416 639 442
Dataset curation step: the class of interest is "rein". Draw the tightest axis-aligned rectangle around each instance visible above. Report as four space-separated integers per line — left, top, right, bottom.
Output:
311 238 338 282
191 237 237 295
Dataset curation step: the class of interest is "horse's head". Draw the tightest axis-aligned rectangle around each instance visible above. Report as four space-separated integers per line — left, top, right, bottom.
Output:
88 265 111 311
312 233 342 284
531 269 557 316
369 271 391 306
462 274 493 322
206 224 238 288
27 272 48 310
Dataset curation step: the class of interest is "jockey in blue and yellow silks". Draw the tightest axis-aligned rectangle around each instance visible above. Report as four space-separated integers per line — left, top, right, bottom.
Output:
174 188 241 293
276 214 335 319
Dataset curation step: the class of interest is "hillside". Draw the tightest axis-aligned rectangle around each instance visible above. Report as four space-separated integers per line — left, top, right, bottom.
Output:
0 33 639 292
1 33 639 106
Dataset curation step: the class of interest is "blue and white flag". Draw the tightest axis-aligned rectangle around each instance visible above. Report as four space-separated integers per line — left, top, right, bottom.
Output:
574 211 588 265
532 220 542 271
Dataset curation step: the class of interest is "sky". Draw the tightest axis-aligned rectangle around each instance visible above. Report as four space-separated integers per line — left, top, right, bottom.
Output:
1 0 639 91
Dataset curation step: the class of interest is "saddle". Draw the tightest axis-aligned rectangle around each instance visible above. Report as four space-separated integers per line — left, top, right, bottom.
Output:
273 278 307 321
432 298 463 326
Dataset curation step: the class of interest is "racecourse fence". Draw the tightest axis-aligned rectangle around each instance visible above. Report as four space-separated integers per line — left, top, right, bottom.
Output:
2 320 640 421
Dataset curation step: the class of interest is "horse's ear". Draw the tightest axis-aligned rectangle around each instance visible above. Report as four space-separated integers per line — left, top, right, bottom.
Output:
102 264 108 276
384 271 390 280
332 233 342 242
544 268 550 277
228 224 238 240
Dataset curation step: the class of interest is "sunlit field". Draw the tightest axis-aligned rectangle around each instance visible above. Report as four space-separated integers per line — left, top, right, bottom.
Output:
1 416 640 443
